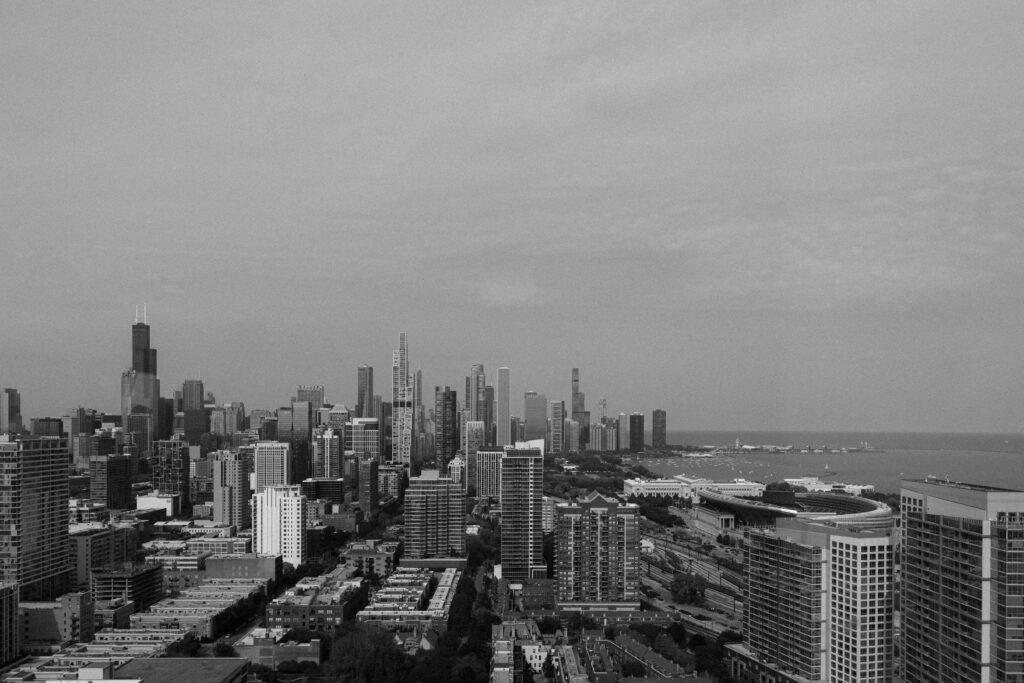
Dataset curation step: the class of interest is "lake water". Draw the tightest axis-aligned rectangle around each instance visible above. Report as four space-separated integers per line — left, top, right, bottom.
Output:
636 431 1024 494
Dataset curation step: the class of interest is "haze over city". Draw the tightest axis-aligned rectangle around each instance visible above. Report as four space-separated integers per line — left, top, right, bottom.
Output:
3 2 1023 432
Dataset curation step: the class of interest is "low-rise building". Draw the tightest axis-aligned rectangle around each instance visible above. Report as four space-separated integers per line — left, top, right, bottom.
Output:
265 568 366 631
128 578 267 639
234 626 324 667
357 567 460 635
90 563 163 613
342 539 401 577
20 592 95 653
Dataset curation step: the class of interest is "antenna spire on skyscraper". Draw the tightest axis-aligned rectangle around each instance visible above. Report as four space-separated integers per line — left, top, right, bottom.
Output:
135 305 139 323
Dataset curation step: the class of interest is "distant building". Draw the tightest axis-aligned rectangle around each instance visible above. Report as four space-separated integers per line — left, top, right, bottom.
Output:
356 366 374 419
549 401 564 454
252 486 307 568
311 427 341 479
476 449 503 500
495 367 511 448
628 413 644 452
213 451 252 529
434 386 458 470
405 471 465 560
358 458 379 514
651 409 666 449
523 392 547 443
555 492 640 611
500 446 546 582
0 388 23 435
152 440 190 511
90 563 164 612
254 441 291 492
89 454 132 510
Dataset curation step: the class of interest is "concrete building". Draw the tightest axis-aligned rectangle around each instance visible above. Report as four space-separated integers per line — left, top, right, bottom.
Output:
476 449 503 501
356 366 374 419
357 567 460 635
152 440 190 511
0 436 71 601
69 525 132 590
90 563 163 612
391 333 415 470
252 486 307 569
555 492 639 611
900 479 1024 682
20 591 95 652
732 517 895 683
212 451 251 529
234 627 324 668
254 441 291 492
265 568 365 630
405 470 465 561
312 427 341 479
549 402 564 454
358 458 379 514
522 392 547 444
342 540 400 577
434 386 458 470
129 578 267 639
500 446 545 583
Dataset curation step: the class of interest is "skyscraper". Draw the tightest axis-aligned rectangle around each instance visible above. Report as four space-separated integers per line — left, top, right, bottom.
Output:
476 449 503 500
628 413 644 452
121 313 160 455
496 367 511 448
467 364 486 422
0 389 23 435
0 583 17 667
434 386 458 470
312 427 342 479
742 517 895 682
89 454 132 510
550 401 565 454
652 409 666 449
0 437 71 600
180 378 205 443
900 479 1024 682
500 446 545 583
152 439 190 511
251 485 307 569
349 418 380 462
255 441 292 492
358 458 379 515
392 333 414 470
618 412 629 452
405 470 465 560
463 420 485 491
213 451 251 529
296 385 325 411
523 392 547 443
356 366 374 418
570 368 589 449
555 492 640 611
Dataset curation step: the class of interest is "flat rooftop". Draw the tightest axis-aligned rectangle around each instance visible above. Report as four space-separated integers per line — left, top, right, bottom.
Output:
114 658 247 683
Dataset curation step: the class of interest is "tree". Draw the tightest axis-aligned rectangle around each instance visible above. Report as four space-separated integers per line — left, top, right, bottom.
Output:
621 658 646 677
536 616 562 635
212 642 238 657
670 572 707 605
165 632 202 657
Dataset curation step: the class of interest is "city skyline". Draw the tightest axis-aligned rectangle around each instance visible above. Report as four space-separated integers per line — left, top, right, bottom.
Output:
3 4 1024 433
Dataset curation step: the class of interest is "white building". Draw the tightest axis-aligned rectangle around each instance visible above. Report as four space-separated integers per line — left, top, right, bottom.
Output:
476 449 503 500
254 442 291 493
784 477 875 495
251 486 307 568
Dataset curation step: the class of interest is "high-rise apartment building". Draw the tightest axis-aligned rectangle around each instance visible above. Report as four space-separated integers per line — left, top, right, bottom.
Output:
618 412 629 452
739 517 895 683
180 378 206 443
496 367 511 448
652 409 666 449
500 446 545 583
405 470 465 560
628 413 644 452
467 365 487 423
252 485 308 569
900 479 1024 682
1 389 23 435
434 386 458 469
392 333 415 470
523 392 547 443
0 583 17 666
555 492 640 611
89 454 132 509
359 458 379 515
550 401 565 454
0 437 71 600
152 440 190 511
476 449 503 501
213 451 251 529
312 427 341 479
356 366 374 418
254 441 291 492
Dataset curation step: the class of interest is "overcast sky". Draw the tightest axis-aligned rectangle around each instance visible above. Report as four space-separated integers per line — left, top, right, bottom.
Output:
3 2 1023 433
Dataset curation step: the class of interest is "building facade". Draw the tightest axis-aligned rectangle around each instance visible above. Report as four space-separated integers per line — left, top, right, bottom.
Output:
213 451 252 529
252 485 308 569
255 441 291 492
405 471 465 560
500 447 545 583
496 367 511 448
555 492 639 611
651 409 666 449
0 437 71 600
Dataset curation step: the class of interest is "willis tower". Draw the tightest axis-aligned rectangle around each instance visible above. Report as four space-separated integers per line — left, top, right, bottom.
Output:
121 306 161 457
